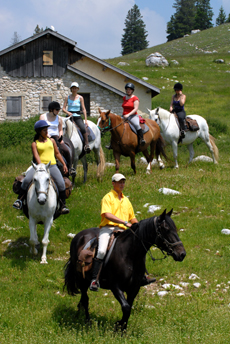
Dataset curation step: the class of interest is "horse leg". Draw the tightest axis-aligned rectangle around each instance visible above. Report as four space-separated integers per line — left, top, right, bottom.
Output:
142 149 152 174
40 217 53 264
130 152 136 174
113 151 121 172
94 145 105 182
29 217 38 256
187 143 195 163
78 287 90 321
81 156 88 183
111 286 132 331
172 141 179 168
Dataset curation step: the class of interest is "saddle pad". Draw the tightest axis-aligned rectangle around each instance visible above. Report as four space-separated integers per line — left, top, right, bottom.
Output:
77 125 96 143
128 121 149 135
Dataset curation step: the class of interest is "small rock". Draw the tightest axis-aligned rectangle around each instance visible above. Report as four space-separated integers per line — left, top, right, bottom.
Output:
158 291 168 296
180 282 189 287
162 284 171 289
117 62 130 66
193 155 213 163
158 187 180 195
148 205 161 213
193 283 201 288
2 239 12 244
189 273 200 280
67 233 75 238
221 229 230 235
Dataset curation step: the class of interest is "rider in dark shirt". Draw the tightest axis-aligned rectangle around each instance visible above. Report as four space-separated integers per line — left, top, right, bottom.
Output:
170 82 186 138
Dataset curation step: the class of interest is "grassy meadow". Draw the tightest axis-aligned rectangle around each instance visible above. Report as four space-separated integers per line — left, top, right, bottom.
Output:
1 24 230 343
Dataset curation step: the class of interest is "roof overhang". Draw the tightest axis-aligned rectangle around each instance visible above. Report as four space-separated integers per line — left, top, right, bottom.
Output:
67 65 125 97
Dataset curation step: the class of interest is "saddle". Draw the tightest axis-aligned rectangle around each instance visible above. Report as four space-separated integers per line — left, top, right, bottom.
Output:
174 114 199 132
127 116 149 135
76 229 123 278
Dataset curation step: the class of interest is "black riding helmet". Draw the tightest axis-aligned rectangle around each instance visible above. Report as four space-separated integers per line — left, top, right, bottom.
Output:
125 82 135 90
48 101 61 112
174 82 183 91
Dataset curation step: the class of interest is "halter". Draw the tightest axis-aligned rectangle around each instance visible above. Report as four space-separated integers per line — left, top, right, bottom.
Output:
98 116 125 134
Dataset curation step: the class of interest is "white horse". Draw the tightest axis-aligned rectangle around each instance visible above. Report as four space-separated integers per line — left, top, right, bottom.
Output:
27 162 57 264
62 118 105 183
148 107 218 169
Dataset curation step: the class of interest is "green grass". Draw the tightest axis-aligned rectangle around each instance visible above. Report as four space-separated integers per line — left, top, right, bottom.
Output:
1 24 230 343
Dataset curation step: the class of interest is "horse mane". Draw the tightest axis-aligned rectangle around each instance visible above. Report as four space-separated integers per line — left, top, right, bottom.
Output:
66 119 72 137
158 107 171 120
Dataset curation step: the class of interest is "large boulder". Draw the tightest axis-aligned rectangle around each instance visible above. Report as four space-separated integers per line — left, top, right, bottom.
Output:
146 52 169 67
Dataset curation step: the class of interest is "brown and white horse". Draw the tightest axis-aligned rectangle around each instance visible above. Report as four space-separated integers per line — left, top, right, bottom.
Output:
98 108 167 174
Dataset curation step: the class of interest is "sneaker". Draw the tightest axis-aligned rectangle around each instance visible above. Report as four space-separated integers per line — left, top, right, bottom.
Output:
60 205 70 215
84 145 91 154
13 199 22 210
90 280 100 291
105 144 112 150
140 275 156 286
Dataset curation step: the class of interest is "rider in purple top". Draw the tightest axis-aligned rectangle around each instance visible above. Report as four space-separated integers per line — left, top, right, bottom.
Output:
170 83 186 139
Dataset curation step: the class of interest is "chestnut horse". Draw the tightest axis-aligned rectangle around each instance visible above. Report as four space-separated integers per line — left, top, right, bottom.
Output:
98 108 167 174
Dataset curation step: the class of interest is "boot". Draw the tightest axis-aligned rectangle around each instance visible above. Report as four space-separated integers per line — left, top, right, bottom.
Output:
89 258 103 291
83 133 91 154
59 190 69 215
137 129 146 146
105 143 112 150
13 188 26 210
180 130 185 139
140 274 156 287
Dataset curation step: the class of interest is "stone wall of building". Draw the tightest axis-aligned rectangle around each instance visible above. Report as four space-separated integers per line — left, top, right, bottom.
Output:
0 66 123 121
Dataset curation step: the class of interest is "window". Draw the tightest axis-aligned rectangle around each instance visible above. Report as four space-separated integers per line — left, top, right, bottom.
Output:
6 96 22 117
43 51 53 66
42 96 52 111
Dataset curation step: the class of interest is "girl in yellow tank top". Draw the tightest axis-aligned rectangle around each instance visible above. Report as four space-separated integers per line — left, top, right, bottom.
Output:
36 138 56 165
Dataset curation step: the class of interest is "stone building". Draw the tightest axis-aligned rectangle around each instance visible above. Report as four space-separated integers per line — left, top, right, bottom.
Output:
0 29 160 121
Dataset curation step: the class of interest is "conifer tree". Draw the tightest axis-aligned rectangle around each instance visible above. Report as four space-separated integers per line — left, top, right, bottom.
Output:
216 6 226 26
121 5 148 56
167 0 196 41
10 32 21 46
194 0 213 30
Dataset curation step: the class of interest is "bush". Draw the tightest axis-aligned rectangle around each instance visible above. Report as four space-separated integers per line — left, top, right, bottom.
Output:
206 118 228 137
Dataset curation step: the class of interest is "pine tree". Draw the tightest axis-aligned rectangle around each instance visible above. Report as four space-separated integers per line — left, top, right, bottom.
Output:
194 0 213 30
10 32 21 46
167 0 196 41
33 25 44 35
121 5 148 56
216 6 226 26
226 14 230 23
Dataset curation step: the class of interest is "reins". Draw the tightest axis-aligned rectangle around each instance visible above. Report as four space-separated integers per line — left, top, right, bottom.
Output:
129 216 183 263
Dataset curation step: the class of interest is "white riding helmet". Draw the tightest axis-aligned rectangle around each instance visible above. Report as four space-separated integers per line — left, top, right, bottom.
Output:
70 82 79 89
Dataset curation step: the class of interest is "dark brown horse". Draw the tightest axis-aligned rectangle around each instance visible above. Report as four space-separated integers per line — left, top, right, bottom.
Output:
64 209 186 331
98 108 167 174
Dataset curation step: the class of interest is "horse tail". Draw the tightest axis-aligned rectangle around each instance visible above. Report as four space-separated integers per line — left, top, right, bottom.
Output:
209 134 219 162
97 145 105 182
64 258 79 295
156 135 168 161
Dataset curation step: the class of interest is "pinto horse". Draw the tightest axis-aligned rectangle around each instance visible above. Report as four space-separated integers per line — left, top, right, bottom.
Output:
97 108 167 174
64 209 186 331
148 107 219 169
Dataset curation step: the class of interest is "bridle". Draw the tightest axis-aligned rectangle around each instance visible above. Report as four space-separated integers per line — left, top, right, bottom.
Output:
129 216 182 262
98 115 126 134
155 109 172 132
34 168 50 198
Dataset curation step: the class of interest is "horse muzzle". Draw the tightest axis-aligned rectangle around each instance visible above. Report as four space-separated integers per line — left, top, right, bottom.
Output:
172 248 186 262
37 191 48 205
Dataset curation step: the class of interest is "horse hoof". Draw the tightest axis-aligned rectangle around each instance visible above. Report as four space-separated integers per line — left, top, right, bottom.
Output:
30 247 38 255
160 164 165 169
40 258 48 264
146 170 151 174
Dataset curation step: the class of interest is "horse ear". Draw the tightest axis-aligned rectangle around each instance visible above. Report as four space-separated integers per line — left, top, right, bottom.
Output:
46 161 51 170
105 110 110 118
98 107 101 114
32 162 37 170
167 208 173 217
159 209 166 222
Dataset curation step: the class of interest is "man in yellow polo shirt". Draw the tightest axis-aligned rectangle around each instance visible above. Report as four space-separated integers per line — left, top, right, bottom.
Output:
90 173 155 291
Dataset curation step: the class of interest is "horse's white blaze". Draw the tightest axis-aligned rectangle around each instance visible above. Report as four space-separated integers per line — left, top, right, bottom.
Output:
27 163 57 264
62 117 105 183
148 107 218 168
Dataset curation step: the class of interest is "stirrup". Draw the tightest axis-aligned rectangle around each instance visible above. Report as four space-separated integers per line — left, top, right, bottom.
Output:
90 280 100 291
84 145 91 154
60 205 70 215
180 130 185 139
69 167 76 176
13 199 22 210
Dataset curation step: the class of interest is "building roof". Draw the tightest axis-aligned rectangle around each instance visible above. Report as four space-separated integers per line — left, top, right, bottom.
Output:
0 29 160 97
